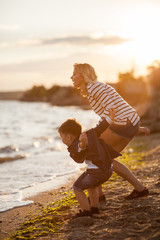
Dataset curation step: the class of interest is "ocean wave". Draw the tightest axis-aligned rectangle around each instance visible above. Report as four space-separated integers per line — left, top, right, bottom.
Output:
56 171 77 178
0 145 19 153
34 136 53 142
0 154 27 164
0 192 33 212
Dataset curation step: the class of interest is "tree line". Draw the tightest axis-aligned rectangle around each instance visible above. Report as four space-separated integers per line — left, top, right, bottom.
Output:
21 60 160 106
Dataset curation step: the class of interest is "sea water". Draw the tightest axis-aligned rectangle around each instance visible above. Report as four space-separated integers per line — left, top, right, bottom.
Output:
0 101 99 212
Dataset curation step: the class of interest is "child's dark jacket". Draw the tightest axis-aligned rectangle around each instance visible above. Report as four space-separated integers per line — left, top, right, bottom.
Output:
68 128 121 172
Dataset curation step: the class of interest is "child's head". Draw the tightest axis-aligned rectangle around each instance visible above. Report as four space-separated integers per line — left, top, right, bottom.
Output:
58 119 82 147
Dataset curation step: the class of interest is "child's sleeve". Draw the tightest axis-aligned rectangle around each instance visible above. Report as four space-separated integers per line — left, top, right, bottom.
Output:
68 141 86 163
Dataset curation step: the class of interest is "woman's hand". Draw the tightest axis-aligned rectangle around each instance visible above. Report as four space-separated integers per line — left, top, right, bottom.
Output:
138 126 150 136
109 108 116 121
79 132 88 149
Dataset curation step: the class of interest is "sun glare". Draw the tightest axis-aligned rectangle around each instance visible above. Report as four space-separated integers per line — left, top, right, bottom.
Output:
123 5 160 65
100 5 160 76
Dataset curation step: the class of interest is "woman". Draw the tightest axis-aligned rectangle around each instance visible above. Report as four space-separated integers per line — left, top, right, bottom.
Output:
71 63 149 200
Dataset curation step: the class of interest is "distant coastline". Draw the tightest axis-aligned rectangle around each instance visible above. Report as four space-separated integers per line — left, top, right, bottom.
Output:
0 91 24 100
0 85 91 108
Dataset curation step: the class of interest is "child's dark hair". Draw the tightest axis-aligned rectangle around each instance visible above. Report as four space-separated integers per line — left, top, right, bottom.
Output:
58 119 82 137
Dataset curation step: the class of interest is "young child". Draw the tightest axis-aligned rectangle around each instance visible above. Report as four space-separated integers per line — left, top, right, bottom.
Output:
58 118 121 218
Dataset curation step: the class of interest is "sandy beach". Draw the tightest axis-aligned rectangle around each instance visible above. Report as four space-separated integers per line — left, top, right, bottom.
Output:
0 134 160 240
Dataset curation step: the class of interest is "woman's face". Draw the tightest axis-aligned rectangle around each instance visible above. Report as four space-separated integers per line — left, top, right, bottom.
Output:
71 69 84 89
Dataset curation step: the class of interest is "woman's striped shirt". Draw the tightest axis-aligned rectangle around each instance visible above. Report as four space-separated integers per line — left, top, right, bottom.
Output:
87 81 140 126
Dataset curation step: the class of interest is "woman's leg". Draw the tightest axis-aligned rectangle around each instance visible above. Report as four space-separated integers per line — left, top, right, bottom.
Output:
100 128 145 191
113 159 144 191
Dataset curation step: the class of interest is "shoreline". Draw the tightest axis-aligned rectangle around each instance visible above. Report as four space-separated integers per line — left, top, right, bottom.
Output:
0 169 82 213
0 173 79 240
0 134 160 240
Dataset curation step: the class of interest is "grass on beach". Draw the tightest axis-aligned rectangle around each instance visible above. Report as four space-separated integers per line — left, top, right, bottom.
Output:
7 192 78 239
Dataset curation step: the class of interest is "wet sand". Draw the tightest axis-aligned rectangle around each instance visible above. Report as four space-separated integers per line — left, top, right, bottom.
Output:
0 134 160 240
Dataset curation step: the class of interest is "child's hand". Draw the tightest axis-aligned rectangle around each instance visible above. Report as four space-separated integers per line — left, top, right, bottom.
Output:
109 108 116 121
79 132 88 149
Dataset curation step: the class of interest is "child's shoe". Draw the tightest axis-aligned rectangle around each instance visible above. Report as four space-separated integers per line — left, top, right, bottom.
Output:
90 207 100 215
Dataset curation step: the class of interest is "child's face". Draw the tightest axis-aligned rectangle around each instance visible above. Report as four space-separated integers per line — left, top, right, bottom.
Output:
59 132 74 147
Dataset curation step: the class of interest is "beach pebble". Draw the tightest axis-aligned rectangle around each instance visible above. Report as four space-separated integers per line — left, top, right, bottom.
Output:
155 217 160 223
149 232 160 240
155 181 160 187
67 230 89 240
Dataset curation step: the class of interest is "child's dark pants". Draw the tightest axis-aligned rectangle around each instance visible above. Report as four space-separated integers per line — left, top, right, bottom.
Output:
73 167 112 192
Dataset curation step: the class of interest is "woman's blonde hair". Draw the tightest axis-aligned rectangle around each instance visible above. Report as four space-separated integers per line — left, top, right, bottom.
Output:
73 63 97 83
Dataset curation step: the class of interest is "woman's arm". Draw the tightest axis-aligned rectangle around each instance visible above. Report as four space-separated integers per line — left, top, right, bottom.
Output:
79 108 116 145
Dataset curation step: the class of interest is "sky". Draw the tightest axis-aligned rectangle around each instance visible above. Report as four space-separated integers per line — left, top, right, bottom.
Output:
0 0 160 91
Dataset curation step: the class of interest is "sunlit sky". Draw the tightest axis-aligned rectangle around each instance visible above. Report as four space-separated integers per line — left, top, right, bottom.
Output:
0 0 160 91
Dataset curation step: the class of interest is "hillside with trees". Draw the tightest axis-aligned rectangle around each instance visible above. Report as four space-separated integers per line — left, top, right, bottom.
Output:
117 69 148 105
21 85 90 108
140 61 160 132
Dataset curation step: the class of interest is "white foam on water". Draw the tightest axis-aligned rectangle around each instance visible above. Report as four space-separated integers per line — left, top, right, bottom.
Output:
0 192 33 212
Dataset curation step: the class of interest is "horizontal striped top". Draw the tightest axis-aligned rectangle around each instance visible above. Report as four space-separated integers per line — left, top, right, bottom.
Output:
87 81 140 126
